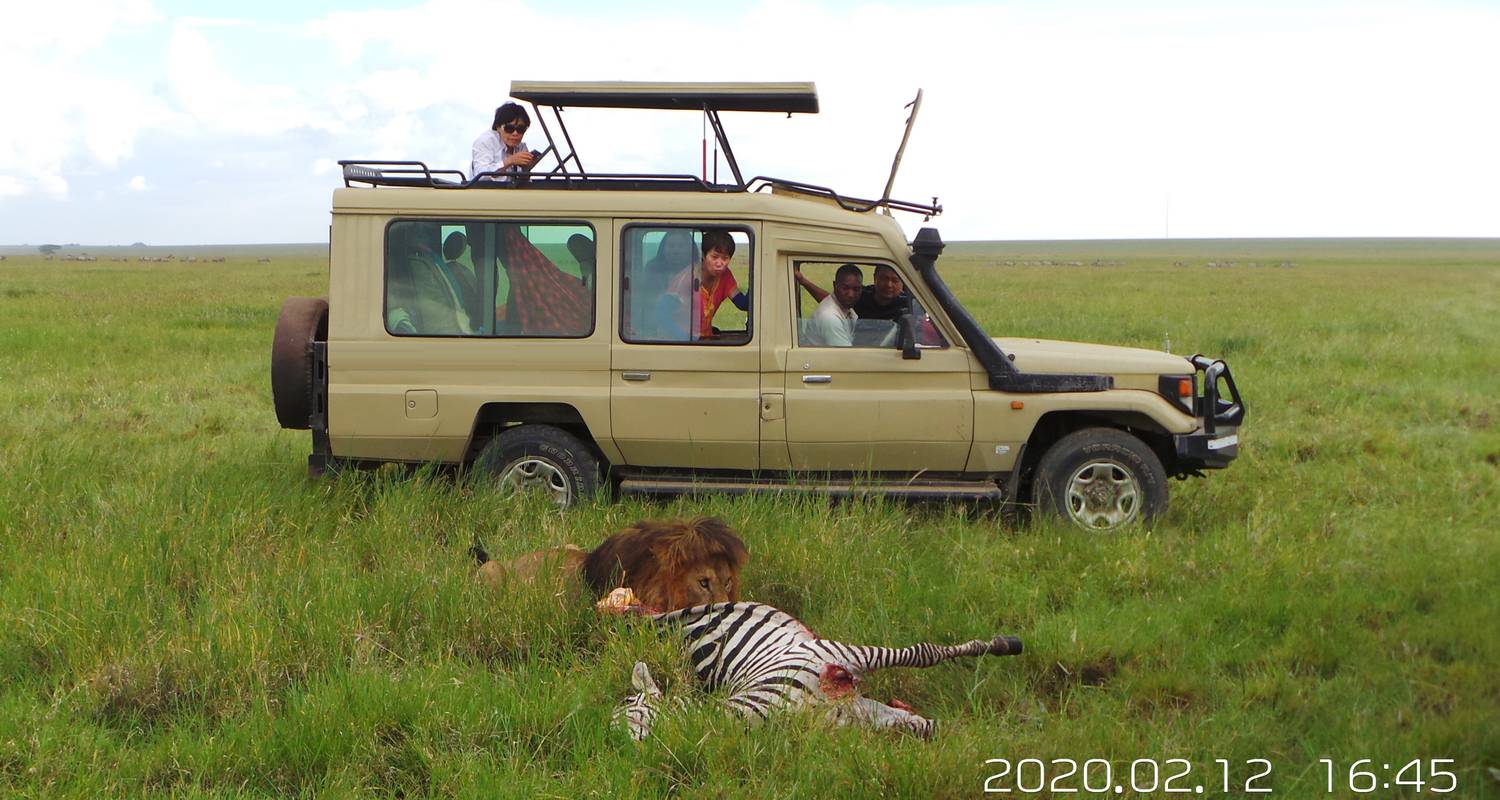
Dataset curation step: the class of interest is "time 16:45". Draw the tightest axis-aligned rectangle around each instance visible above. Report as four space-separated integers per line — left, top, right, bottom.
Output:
1319 759 1457 794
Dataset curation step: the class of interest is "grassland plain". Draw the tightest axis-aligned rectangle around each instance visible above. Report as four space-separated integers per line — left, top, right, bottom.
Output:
0 239 1496 798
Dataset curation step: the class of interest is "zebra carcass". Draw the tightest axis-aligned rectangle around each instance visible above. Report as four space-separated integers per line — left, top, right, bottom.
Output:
613 602 1022 740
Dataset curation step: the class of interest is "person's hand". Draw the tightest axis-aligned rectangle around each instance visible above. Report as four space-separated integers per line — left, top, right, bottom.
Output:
505 151 535 168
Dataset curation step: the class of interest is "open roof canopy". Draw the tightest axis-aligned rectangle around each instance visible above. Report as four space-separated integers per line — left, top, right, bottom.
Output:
338 80 939 219
509 81 819 114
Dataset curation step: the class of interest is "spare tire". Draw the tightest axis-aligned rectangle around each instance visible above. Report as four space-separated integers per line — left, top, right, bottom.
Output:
271 296 329 430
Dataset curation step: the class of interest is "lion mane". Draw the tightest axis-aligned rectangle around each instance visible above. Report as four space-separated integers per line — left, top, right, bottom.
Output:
474 516 750 613
581 517 749 612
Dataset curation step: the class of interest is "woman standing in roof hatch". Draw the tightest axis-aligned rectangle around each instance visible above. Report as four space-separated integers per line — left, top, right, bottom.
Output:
472 102 535 183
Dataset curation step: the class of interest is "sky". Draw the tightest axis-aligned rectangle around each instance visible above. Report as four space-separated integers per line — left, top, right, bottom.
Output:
2 0 1498 245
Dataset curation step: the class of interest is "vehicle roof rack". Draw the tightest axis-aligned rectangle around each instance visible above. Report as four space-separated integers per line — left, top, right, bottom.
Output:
337 161 942 219
340 161 467 188
747 177 940 217
336 80 939 219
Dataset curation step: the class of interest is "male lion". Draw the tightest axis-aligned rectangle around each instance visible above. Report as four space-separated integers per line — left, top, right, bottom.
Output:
472 516 749 613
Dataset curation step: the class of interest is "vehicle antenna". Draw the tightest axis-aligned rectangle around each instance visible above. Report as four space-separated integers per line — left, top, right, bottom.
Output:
879 89 923 216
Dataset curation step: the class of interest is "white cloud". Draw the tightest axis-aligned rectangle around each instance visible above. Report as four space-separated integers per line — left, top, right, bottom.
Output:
5 0 160 56
4 0 1498 241
304 0 537 68
165 20 345 138
128 175 148 191
0 0 169 199
370 113 428 160
39 174 70 199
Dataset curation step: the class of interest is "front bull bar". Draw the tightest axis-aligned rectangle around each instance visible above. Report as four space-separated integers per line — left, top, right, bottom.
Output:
1171 354 1246 472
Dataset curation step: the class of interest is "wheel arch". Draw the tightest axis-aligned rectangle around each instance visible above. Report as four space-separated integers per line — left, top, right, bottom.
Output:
463 402 610 468
1011 409 1177 504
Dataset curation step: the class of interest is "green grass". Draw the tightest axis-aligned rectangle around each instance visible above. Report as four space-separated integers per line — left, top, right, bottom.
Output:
1 239 1497 797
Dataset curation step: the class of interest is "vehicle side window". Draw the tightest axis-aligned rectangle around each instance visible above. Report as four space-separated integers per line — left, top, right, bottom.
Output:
793 260 946 349
385 219 594 338
620 225 752 345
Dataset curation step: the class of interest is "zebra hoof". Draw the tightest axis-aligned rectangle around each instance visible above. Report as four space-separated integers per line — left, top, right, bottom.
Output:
631 661 662 696
989 636 1023 655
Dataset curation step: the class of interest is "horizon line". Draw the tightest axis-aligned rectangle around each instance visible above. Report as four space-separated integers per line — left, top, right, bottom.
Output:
7 235 1500 250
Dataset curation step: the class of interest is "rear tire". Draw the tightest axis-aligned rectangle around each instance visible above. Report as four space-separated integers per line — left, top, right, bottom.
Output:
1034 427 1168 530
475 425 601 507
271 296 329 430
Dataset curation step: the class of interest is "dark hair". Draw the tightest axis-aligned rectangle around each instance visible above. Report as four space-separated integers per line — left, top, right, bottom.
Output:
835 263 864 284
493 102 530 130
873 264 902 282
442 231 467 261
701 230 735 258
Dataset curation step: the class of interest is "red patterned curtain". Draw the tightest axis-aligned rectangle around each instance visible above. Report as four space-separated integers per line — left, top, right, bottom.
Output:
499 225 591 336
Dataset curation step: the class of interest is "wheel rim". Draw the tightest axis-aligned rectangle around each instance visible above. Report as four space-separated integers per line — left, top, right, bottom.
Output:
496 457 572 506
1063 459 1141 529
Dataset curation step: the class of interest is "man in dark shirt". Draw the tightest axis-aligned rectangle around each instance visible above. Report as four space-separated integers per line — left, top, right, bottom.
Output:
795 263 911 320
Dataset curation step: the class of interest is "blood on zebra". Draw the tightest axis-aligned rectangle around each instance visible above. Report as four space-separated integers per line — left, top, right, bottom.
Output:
819 663 858 698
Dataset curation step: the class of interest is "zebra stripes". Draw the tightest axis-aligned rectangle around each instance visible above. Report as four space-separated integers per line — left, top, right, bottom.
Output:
614 602 1022 740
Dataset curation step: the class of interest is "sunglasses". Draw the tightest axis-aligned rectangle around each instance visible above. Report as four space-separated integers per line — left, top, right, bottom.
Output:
501 123 528 134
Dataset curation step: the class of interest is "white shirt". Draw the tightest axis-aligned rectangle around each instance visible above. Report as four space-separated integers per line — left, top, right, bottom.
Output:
471 129 529 182
805 294 858 346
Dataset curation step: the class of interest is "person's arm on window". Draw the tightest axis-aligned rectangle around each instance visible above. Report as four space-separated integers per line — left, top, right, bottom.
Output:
730 291 748 311
793 264 828 303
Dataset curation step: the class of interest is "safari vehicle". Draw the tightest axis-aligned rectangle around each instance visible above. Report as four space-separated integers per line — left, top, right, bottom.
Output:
271 81 1244 530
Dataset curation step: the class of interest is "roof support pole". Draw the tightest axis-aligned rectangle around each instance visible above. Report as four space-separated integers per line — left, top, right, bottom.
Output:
705 109 744 187
529 103 587 179
880 89 922 216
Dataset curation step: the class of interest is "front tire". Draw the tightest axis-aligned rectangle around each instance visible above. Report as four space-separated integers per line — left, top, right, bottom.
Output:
1034 427 1168 530
474 425 601 507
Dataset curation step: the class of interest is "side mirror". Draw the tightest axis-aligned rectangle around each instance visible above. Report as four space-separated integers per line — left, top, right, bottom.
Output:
898 313 920 360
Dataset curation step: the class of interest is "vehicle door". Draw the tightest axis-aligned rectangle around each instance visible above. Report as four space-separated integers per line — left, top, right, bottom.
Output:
610 223 761 469
780 258 973 472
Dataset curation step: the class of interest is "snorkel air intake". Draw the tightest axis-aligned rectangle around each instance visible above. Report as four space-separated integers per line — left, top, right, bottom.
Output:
911 227 1111 393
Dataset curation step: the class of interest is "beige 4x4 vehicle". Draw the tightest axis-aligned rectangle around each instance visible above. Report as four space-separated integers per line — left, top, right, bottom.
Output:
272 82 1243 530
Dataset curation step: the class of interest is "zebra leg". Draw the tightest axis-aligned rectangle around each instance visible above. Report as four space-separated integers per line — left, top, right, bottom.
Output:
824 695 936 739
612 661 665 741
827 635 1022 673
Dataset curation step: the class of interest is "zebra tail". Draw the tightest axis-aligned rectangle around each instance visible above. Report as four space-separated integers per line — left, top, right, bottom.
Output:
843 635 1023 671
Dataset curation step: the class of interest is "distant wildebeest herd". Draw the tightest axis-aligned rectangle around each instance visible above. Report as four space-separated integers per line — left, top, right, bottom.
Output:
27 254 235 263
1000 258 1297 268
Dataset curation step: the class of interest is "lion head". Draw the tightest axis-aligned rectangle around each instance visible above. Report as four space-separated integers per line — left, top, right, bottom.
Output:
580 516 749 612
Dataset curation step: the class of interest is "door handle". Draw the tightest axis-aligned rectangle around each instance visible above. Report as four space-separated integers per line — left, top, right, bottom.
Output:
801 374 832 384
622 371 651 382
